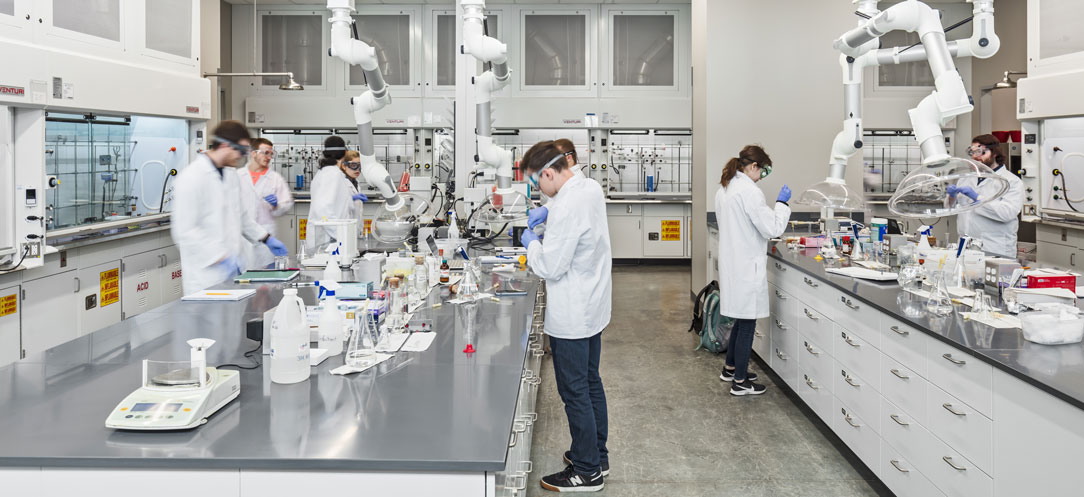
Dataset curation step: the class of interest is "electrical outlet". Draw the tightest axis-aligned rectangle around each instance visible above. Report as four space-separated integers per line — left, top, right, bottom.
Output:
28 242 40 257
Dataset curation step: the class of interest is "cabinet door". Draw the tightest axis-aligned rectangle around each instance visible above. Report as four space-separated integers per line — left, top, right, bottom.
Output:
642 216 684 257
122 251 163 319
1038 242 1077 269
0 284 20 366
275 215 297 255
608 216 642 259
77 260 123 335
161 245 184 303
21 271 79 356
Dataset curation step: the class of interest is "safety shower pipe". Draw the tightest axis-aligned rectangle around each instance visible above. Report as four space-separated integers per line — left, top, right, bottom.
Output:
462 0 515 192
328 0 403 210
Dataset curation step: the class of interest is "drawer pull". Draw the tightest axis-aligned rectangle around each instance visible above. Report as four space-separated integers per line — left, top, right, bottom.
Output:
775 320 788 331
842 333 861 348
844 375 862 388
890 325 909 336
890 414 910 426
754 331 764 338
775 349 787 361
774 290 788 300
942 456 967 471
804 376 819 390
804 342 820 356
942 353 966 365
890 368 910 380
942 403 967 416
804 309 819 321
775 262 786 271
804 277 819 288
841 297 860 310
844 414 862 428
890 460 910 473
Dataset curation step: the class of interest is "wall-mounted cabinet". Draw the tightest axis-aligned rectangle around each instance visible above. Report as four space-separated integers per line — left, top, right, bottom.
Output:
602 8 686 99
259 11 326 90
347 8 421 97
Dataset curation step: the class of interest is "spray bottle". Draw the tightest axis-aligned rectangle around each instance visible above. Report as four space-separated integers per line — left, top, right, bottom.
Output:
322 243 341 283
317 281 344 356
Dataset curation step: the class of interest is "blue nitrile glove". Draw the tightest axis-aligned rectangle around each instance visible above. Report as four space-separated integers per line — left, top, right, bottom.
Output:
512 228 541 248
265 236 288 256
776 184 792 203
351 193 369 202
946 184 960 198
957 186 979 201
218 256 242 277
527 206 549 229
264 194 278 207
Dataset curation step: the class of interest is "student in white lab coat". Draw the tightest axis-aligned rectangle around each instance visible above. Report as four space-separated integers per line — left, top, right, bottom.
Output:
715 145 791 396
947 134 1024 258
554 138 585 178
170 121 289 295
306 150 368 252
238 137 294 269
518 141 611 493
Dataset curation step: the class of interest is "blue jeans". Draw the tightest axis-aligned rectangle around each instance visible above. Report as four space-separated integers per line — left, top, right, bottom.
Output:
725 318 757 382
550 332 609 475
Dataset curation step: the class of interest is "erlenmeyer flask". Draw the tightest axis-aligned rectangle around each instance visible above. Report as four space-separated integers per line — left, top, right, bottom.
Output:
971 293 993 320
926 270 954 316
346 310 378 368
458 262 480 299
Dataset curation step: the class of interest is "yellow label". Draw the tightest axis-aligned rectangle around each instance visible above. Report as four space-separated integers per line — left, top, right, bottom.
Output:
0 294 16 317
364 219 373 236
661 220 681 241
298 218 307 240
100 268 120 307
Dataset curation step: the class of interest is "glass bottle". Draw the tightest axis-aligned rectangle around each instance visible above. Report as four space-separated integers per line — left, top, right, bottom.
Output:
412 255 428 297
387 277 404 330
440 252 451 284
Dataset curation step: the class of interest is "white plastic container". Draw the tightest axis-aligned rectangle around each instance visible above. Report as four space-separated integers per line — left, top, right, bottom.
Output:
1020 305 1084 345
318 289 344 356
270 288 310 384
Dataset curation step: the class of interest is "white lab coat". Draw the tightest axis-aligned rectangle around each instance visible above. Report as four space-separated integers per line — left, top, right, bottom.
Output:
526 175 612 339
237 167 294 269
306 166 360 251
715 172 791 320
171 154 269 295
954 165 1024 258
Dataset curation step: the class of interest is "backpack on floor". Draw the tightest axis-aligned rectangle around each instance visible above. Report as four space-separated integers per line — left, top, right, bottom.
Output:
689 281 730 354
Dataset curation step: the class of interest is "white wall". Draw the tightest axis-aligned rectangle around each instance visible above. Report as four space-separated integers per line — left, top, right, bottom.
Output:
971 0 1027 134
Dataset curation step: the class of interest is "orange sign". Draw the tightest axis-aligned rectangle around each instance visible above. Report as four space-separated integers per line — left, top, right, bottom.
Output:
661 220 681 241
298 218 307 240
0 293 16 317
364 219 373 235
100 268 119 307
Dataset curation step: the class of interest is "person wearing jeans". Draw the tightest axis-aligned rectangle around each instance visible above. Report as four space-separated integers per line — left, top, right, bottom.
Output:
519 140 612 492
714 145 791 395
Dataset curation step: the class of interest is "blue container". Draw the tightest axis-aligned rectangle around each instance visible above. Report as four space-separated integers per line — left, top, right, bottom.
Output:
646 175 654 192
296 174 304 190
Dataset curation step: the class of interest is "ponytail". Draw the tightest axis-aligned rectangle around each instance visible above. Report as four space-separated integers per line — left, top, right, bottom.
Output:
720 157 743 188
720 144 772 188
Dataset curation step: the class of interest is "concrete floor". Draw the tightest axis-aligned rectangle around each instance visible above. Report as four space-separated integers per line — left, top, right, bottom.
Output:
526 265 887 496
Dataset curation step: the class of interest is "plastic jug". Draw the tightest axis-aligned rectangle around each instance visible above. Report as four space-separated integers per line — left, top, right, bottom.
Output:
318 282 344 356
270 288 310 384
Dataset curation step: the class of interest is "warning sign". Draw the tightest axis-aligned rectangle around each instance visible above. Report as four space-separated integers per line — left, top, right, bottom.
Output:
661 220 682 241
298 218 307 240
364 219 373 235
0 294 16 317
100 268 119 307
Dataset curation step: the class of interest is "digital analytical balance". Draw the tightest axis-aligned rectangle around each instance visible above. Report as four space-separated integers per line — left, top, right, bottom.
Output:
105 339 240 431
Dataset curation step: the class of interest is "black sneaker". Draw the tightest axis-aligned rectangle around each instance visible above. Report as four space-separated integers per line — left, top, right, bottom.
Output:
563 451 609 476
730 380 767 396
720 368 758 382
540 465 604 493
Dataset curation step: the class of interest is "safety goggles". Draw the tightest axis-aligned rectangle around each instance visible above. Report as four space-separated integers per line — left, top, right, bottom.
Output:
254 149 276 158
742 158 772 179
344 161 362 171
212 136 251 159
527 152 569 190
967 145 988 157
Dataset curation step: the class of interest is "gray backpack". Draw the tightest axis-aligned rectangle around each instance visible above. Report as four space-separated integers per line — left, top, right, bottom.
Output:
689 281 732 354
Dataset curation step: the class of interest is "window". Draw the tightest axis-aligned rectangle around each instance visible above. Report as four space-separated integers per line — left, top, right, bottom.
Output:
0 0 13 17
262 14 323 87
612 15 674 87
146 0 192 58
436 14 456 86
349 14 411 87
1040 0 1084 60
523 14 586 87
53 0 120 42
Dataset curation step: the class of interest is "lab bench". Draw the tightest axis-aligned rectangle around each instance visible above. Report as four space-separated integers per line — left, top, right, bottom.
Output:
0 265 546 497
759 244 1084 497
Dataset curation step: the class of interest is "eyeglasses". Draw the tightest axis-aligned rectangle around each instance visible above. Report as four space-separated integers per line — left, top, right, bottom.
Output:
344 161 362 171
254 150 276 158
967 146 988 157
528 153 567 190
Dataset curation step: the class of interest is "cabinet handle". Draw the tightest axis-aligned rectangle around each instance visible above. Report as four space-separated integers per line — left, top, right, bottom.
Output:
804 342 819 356
942 456 967 471
890 460 910 473
775 320 788 331
890 369 910 380
942 353 966 365
754 331 764 338
774 290 787 300
775 349 787 361
1073 253 1077 266
844 375 862 388
804 376 819 390
890 414 910 426
844 414 862 428
890 325 909 336
804 277 819 288
942 403 967 416
775 262 786 271
804 309 818 321
842 333 861 348
73 277 80 293
841 297 860 310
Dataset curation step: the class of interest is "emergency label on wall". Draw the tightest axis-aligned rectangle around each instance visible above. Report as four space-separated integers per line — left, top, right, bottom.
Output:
364 219 373 235
661 220 682 241
100 269 120 307
0 294 16 317
298 218 307 240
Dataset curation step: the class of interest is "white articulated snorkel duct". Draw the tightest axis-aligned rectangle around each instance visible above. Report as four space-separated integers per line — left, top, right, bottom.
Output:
327 0 404 211
462 0 515 193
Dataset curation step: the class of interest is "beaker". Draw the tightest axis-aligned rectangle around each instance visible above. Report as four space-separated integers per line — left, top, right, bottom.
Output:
897 263 925 293
926 270 954 316
346 310 378 368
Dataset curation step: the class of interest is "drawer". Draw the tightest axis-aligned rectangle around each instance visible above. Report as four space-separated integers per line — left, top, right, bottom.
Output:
834 324 880 390
770 317 798 391
925 437 993 497
799 368 833 422
833 396 880 468
881 355 928 426
835 362 880 433
926 340 993 418
881 439 946 497
797 302 832 347
606 203 641 216
770 285 798 328
798 333 832 383
880 396 937 476
796 273 826 303
881 316 929 379
830 290 881 349
926 383 993 476
768 259 789 287
752 317 770 361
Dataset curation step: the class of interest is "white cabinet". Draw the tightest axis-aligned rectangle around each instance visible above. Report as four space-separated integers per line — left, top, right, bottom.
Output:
606 202 690 259
275 214 298 256
76 260 122 335
642 216 684 257
122 251 164 318
608 216 641 259
21 270 79 356
0 284 20 366
161 245 184 303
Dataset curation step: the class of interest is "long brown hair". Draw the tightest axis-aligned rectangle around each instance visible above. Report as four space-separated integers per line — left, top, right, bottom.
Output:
520 140 571 174
971 134 1005 165
720 145 771 188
